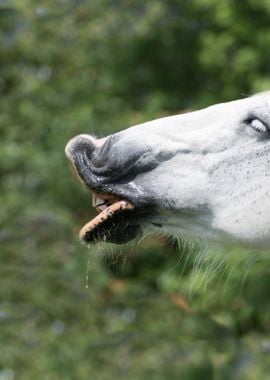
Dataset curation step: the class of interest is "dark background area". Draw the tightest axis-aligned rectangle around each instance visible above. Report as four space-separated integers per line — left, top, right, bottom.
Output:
1 1 270 379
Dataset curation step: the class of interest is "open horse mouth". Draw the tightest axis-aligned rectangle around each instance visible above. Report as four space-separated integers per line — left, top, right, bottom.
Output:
79 192 139 244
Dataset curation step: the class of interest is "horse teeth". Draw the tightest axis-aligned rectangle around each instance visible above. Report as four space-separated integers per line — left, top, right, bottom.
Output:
92 195 105 208
96 198 107 207
92 194 111 212
92 194 97 207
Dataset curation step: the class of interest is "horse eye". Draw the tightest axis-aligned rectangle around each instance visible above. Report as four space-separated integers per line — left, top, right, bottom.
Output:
248 118 269 135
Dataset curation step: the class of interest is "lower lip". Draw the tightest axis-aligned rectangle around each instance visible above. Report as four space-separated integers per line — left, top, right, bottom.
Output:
79 199 134 241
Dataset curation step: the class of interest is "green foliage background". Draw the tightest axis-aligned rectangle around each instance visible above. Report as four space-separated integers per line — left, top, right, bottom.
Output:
1 1 270 379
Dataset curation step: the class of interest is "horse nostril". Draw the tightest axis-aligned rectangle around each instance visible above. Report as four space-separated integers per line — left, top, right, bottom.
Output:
65 134 114 184
65 134 108 163
65 134 99 163
91 136 115 168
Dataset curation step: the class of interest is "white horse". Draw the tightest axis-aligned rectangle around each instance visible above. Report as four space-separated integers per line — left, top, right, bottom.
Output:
65 92 270 249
